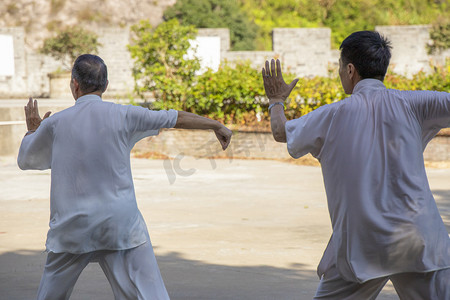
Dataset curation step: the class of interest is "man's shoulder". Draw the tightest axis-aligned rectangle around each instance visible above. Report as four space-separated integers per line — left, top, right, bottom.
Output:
311 98 347 115
50 104 81 119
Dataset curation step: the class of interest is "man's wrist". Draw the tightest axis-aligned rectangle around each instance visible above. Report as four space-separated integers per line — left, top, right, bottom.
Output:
268 102 285 111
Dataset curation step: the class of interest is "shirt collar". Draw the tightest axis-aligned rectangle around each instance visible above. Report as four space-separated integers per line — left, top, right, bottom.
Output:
352 78 386 94
75 94 103 105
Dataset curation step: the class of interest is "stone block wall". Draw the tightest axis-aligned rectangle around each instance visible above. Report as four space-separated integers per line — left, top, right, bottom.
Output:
0 27 135 99
197 28 230 58
99 27 135 99
0 27 27 98
133 129 292 161
224 51 277 69
1 24 448 99
1 101 448 161
132 129 449 163
376 25 432 76
273 28 332 77
424 136 450 162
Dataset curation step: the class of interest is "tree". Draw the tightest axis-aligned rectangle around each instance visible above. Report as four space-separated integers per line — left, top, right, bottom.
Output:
40 26 100 70
128 19 200 109
428 16 450 54
164 0 259 50
239 0 448 50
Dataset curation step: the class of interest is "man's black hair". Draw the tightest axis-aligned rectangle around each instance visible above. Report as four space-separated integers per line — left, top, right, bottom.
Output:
340 31 392 81
72 54 108 94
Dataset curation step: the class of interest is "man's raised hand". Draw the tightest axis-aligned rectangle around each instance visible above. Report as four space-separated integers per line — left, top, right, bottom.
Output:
24 97 51 132
262 59 299 104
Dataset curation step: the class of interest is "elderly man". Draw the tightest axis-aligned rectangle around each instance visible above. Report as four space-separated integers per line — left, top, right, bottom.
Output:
18 54 232 300
262 31 449 299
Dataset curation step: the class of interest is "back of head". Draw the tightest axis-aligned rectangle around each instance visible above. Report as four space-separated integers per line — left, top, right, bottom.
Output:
71 54 108 94
340 31 392 81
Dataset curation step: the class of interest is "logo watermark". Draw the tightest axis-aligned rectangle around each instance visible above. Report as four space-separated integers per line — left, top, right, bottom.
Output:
163 131 272 184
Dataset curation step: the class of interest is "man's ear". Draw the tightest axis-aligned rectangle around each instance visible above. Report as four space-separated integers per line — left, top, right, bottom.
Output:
103 80 109 93
72 78 80 91
347 63 356 78
347 63 360 81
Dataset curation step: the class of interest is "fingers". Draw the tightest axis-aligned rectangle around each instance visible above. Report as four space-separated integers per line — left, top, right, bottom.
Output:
222 132 232 150
288 78 299 93
219 133 230 150
43 111 52 119
34 99 39 117
263 59 283 78
276 59 283 79
271 59 276 77
222 138 231 150
261 68 267 82
216 128 232 150
25 97 32 116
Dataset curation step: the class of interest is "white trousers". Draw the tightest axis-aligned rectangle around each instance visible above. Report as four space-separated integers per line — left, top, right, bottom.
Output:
314 264 450 300
37 239 169 300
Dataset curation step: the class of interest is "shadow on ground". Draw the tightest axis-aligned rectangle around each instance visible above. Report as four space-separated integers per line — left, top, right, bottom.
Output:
0 248 401 300
0 249 320 300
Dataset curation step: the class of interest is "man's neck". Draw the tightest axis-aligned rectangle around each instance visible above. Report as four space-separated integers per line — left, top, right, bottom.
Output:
75 91 103 101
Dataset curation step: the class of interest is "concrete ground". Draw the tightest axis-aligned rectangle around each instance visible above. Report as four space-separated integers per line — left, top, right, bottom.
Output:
0 156 449 300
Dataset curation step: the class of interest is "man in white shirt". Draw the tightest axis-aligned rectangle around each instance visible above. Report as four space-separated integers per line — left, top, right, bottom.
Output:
18 54 232 300
262 31 449 299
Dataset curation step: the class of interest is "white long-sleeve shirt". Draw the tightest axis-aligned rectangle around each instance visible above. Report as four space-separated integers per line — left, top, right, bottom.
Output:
286 79 450 283
18 94 178 253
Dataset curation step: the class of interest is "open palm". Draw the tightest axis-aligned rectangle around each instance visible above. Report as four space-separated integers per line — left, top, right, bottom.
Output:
261 59 298 104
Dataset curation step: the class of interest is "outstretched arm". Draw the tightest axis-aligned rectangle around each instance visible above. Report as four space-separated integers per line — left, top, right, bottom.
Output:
262 59 298 143
174 111 232 150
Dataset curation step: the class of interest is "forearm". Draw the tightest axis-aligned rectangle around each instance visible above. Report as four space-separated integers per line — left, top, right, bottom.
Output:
174 111 221 130
270 105 287 143
17 136 51 170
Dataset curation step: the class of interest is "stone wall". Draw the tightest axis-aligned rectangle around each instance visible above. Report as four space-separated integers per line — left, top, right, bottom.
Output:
1 100 448 161
132 129 450 163
376 25 434 75
197 28 230 58
0 27 135 99
99 27 135 99
273 28 332 77
1 24 448 98
424 136 450 162
0 28 27 98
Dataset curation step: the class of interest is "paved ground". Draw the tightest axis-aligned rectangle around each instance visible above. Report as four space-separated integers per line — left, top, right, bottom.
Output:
0 155 449 300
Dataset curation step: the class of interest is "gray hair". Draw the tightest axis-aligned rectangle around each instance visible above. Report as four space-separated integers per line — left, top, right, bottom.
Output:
71 54 108 94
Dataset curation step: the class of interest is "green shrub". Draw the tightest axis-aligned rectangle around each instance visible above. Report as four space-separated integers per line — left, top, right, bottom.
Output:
187 61 266 123
40 26 100 70
132 59 449 127
128 18 449 127
284 75 345 119
240 0 448 50
385 62 450 92
128 19 200 109
428 17 450 54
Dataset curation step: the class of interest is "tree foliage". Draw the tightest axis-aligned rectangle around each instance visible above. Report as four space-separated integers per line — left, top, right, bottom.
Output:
238 0 449 49
164 0 259 50
428 16 450 54
128 19 200 109
40 26 100 69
